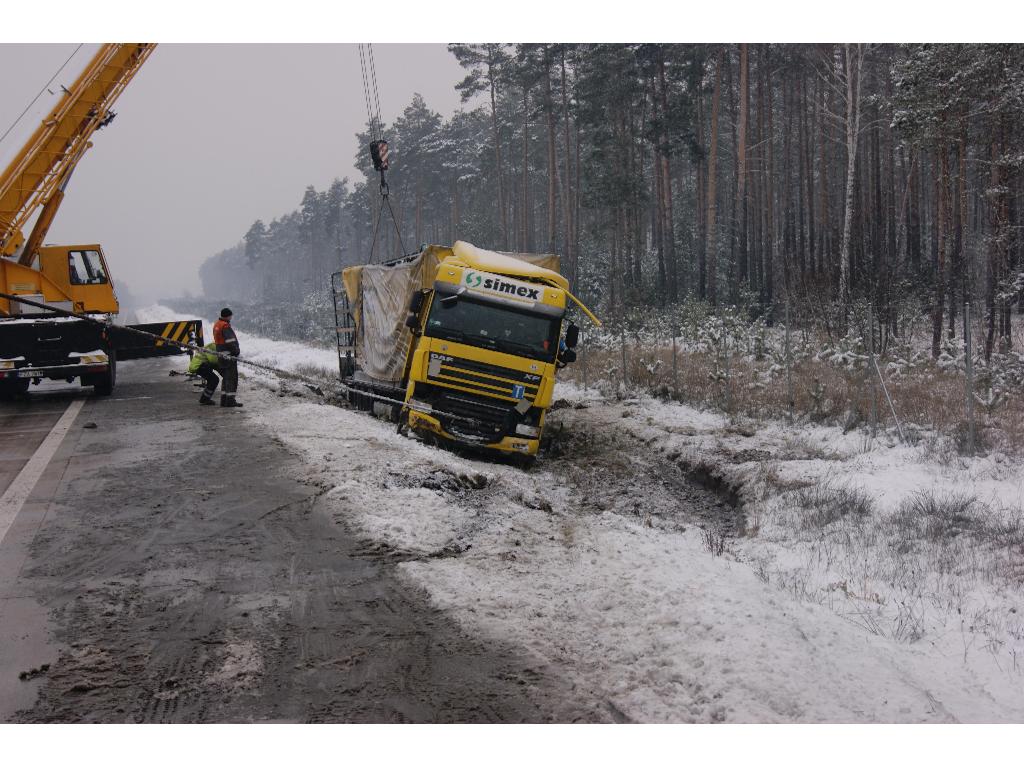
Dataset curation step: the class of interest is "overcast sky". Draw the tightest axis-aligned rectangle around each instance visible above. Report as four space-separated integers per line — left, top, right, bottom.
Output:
0 43 477 304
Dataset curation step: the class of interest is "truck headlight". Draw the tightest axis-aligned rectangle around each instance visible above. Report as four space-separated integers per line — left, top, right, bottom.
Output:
408 399 433 414
515 424 539 438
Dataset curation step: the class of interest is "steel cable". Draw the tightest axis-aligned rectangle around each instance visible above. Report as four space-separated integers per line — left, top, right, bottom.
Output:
0 44 84 150
0 292 501 431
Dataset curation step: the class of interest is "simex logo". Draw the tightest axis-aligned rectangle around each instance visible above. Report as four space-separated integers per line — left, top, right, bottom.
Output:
481 277 540 300
463 270 540 300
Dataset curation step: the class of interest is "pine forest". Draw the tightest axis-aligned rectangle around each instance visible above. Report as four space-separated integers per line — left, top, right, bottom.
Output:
196 44 1024 366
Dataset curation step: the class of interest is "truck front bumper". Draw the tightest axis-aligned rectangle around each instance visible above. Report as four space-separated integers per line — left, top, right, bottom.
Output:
407 409 540 456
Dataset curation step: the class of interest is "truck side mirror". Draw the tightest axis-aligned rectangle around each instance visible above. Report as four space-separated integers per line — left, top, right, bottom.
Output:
408 291 424 313
559 348 577 365
565 322 580 349
405 312 419 331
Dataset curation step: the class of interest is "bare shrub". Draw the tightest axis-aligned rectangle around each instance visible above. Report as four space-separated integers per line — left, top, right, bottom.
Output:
916 433 962 467
562 319 1024 453
779 434 842 461
751 555 771 583
889 491 991 543
891 596 927 643
793 481 874 530
746 460 781 504
951 420 991 456
701 527 726 557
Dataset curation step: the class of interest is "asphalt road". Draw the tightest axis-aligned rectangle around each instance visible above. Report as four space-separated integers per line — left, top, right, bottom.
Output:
0 359 599 723
0 391 74 493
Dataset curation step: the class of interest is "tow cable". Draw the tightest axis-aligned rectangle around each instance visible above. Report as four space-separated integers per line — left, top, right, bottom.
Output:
0 292 505 434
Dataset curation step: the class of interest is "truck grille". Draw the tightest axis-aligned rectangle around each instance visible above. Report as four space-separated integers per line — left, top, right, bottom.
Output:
420 387 513 441
427 353 541 402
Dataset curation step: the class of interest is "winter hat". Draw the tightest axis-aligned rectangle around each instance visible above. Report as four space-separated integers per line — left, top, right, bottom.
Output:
220 307 233 318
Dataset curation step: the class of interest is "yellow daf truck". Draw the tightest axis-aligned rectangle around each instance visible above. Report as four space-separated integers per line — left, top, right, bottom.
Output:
334 241 599 460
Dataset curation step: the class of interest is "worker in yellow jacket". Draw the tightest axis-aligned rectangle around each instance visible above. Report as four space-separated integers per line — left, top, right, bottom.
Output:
187 342 222 406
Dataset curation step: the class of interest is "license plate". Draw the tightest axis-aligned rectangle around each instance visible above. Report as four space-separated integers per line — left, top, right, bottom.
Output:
16 369 37 378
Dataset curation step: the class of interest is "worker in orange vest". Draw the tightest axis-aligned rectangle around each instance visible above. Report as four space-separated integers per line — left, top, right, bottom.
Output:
213 307 242 407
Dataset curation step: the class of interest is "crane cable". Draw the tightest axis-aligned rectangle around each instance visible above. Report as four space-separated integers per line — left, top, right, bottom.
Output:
367 44 384 142
357 44 380 142
0 44 84 151
357 44 406 263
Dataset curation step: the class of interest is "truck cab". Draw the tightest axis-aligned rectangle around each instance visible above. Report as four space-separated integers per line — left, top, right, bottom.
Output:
0 243 120 317
336 241 596 461
405 246 577 456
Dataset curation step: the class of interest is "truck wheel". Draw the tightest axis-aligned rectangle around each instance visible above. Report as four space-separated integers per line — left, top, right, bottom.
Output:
0 378 30 400
512 453 536 470
92 353 117 396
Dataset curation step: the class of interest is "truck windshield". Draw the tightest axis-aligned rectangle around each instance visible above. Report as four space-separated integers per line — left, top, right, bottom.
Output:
425 295 559 362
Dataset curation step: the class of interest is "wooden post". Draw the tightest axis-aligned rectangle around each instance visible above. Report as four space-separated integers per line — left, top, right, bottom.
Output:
672 332 678 395
965 301 975 454
620 322 628 392
723 314 732 416
581 332 588 394
785 295 793 424
873 357 905 443
868 302 877 437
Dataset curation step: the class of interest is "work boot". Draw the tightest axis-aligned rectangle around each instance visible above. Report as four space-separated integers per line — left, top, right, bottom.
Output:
220 394 243 408
199 394 214 405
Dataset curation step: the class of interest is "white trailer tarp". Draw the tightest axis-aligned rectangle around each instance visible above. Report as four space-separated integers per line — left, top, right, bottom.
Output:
342 243 559 384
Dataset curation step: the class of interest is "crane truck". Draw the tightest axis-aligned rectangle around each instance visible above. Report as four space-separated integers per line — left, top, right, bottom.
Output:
0 43 200 398
334 241 600 460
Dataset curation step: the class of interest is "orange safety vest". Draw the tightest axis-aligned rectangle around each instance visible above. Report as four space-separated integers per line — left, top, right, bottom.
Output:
213 318 239 355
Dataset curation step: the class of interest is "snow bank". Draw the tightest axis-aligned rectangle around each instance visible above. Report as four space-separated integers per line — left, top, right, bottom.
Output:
561 390 1024 715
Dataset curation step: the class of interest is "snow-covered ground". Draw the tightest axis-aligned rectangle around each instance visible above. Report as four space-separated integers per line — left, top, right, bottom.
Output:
138 304 1024 722
551 383 1024 718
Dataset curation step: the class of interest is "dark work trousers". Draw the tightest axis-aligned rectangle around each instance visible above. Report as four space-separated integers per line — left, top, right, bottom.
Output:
197 362 221 399
221 357 238 395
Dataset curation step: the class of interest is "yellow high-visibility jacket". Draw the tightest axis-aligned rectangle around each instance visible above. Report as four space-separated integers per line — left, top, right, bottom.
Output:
187 343 220 374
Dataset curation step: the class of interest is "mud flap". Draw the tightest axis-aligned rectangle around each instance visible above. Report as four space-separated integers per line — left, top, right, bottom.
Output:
112 320 203 360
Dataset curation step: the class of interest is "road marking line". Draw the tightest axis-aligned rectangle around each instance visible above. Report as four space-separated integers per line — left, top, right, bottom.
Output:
1 411 69 417
0 399 84 548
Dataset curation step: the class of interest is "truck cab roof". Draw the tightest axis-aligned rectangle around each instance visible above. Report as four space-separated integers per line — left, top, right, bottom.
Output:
449 241 568 291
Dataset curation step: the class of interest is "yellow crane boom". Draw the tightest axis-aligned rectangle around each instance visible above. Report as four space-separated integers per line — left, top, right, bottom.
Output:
0 42 202 399
0 43 155 263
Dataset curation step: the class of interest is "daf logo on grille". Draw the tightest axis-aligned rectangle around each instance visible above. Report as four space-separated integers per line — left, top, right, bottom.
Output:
524 373 541 382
